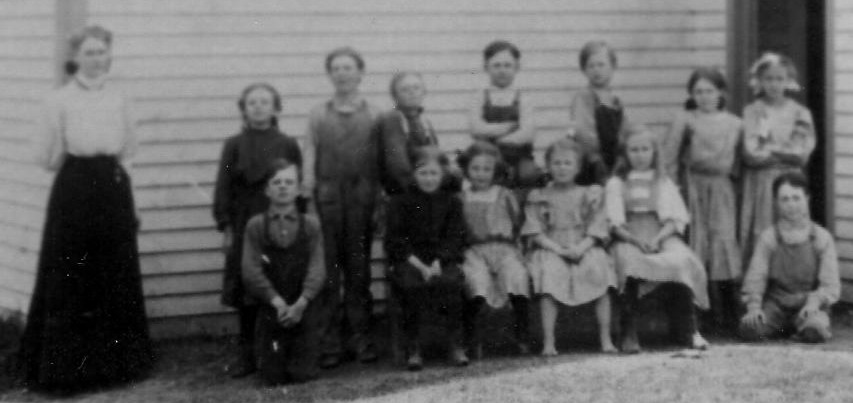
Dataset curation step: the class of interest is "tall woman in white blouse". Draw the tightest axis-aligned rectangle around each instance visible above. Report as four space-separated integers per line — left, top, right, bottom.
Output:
18 25 153 393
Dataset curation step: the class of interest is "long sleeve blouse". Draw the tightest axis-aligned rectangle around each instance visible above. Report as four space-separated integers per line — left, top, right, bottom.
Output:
741 98 815 168
604 173 690 234
33 77 137 171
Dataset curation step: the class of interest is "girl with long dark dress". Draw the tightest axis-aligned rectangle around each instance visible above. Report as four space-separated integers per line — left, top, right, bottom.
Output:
18 25 153 392
213 83 303 377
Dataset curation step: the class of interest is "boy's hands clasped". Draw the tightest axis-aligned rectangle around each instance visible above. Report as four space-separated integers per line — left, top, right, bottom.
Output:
271 295 307 328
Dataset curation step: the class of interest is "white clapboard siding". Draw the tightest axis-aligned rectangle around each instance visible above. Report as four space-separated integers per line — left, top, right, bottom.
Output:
835 6 853 288
0 0 54 315
0 0 725 337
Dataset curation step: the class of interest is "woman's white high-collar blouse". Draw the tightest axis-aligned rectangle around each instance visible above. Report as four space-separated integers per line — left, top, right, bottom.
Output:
33 76 137 171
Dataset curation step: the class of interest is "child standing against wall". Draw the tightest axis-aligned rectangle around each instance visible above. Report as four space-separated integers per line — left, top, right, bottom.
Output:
740 52 815 263
524 139 617 355
570 41 631 185
213 83 303 377
457 141 531 358
664 67 743 331
241 159 325 384
385 146 469 370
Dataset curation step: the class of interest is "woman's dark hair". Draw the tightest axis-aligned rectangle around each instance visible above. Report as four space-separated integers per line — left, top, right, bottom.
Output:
238 82 283 128
65 25 113 76
325 46 365 73
483 40 521 62
262 157 302 185
410 145 450 171
457 140 506 181
772 171 810 198
684 67 727 110
388 71 424 104
579 40 617 70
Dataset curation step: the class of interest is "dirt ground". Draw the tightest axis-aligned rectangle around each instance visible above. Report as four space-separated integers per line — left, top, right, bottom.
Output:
2 305 853 403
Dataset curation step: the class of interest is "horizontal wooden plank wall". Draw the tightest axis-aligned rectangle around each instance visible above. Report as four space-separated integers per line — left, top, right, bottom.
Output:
0 0 55 316
833 2 853 301
81 0 729 338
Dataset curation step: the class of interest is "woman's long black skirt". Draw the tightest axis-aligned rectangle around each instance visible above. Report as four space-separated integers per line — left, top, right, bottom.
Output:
18 155 153 392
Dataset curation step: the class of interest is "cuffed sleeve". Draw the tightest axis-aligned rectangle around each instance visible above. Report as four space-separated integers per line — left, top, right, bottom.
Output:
741 229 775 311
32 95 65 171
655 178 690 234
300 216 326 301
241 215 279 304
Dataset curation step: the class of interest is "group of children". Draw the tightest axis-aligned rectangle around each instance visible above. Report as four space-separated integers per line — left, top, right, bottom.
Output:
214 39 841 385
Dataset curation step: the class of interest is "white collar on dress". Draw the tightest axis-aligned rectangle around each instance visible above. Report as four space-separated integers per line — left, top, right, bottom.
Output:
74 73 108 91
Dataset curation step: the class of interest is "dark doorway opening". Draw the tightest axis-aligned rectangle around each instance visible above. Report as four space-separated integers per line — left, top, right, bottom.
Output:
755 0 828 224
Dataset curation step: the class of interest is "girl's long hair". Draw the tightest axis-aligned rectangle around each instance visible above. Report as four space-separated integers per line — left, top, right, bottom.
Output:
611 125 667 180
237 82 283 129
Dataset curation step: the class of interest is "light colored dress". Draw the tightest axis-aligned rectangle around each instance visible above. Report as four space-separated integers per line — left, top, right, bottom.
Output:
605 171 710 309
522 184 615 306
740 98 815 262
461 185 529 308
664 110 743 281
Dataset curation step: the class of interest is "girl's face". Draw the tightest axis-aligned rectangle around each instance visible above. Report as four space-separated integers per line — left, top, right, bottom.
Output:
244 88 277 127
691 77 722 113
776 183 810 222
394 75 426 109
328 55 363 95
414 160 444 193
626 134 655 171
485 50 519 89
759 64 789 102
583 50 614 89
74 36 111 79
265 166 300 206
467 154 497 191
548 149 580 185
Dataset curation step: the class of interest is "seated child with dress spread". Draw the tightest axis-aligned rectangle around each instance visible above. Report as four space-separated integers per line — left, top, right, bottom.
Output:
241 158 326 385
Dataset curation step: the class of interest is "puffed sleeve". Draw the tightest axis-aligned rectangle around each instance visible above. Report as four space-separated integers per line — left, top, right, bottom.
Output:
655 177 690 234
604 177 627 229
32 94 65 171
520 189 545 237
583 185 609 243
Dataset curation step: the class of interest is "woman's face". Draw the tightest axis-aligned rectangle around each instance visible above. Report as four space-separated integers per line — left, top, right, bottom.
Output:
691 77 722 113
583 50 614 89
328 55 363 95
413 160 444 193
626 134 655 172
485 50 519 89
74 36 111 79
243 87 277 127
776 183 810 222
759 64 789 102
548 149 580 185
394 74 426 109
467 154 497 191
265 166 300 206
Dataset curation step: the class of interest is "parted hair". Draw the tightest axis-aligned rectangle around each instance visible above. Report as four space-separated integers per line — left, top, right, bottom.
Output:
325 46 366 72
457 140 506 181
237 82 283 128
579 40 618 70
65 25 113 76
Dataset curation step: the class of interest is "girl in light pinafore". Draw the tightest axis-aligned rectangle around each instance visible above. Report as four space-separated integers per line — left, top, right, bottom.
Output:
664 67 743 331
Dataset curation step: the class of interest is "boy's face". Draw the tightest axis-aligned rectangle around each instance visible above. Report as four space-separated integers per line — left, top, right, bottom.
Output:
413 160 443 193
776 183 810 222
244 88 276 127
626 134 655 172
467 154 497 191
328 55 363 95
485 50 519 89
394 75 426 109
583 50 614 88
265 166 300 206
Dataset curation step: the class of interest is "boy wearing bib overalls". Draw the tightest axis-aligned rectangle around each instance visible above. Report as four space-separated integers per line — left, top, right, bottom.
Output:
242 158 326 384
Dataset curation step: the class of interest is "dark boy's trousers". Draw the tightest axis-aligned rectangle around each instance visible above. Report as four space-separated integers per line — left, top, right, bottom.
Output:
391 262 466 350
316 183 376 358
255 304 321 385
